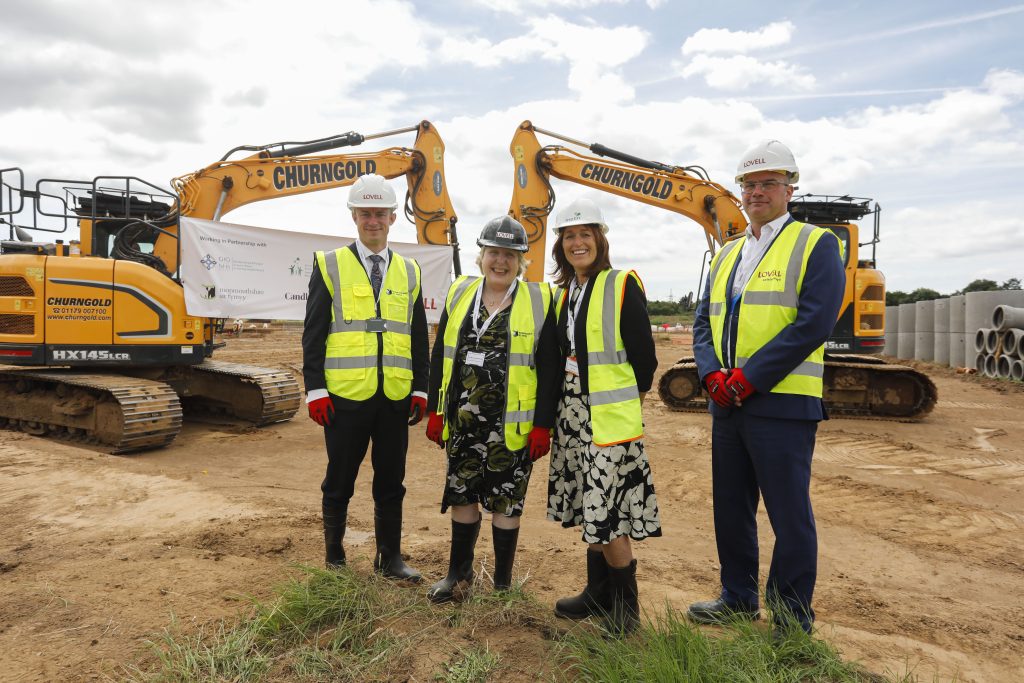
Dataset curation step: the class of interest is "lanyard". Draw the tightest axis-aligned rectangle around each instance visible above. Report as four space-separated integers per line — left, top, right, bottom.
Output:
471 279 518 341
566 277 588 355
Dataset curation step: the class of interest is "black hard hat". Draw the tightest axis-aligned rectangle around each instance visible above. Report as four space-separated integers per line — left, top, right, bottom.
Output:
476 215 529 252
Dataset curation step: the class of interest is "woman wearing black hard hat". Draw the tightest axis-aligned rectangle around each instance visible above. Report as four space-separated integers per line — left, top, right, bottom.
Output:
424 216 560 602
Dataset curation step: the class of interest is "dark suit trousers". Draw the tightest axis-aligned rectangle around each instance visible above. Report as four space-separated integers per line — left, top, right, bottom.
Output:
321 390 410 508
711 410 818 627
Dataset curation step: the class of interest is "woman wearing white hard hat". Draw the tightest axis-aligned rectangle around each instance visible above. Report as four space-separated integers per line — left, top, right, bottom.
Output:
424 216 560 603
546 197 660 636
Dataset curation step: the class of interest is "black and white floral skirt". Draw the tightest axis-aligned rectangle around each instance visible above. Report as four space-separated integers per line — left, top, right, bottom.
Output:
547 371 662 544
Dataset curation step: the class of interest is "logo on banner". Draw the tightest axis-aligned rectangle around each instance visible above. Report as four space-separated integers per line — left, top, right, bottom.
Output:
288 258 308 277
200 254 218 270
200 284 216 300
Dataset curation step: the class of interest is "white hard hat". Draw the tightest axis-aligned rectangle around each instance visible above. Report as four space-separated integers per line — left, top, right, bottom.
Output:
735 140 799 184
553 197 608 234
347 173 398 209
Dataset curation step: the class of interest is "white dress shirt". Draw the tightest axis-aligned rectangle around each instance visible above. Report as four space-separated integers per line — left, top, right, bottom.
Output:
731 212 790 298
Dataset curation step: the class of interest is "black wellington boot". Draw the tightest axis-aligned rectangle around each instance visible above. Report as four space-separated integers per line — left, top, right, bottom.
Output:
322 504 347 569
491 525 520 591
427 517 481 603
372 503 422 582
554 548 612 619
605 559 640 637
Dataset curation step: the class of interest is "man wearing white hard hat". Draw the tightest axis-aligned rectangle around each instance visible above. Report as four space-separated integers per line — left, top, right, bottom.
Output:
302 173 429 582
688 142 845 637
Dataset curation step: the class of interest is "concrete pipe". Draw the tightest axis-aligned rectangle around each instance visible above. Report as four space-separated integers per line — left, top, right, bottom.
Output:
914 300 935 362
984 354 998 377
1002 328 1024 358
985 329 1001 354
992 305 1024 332
965 291 1024 370
997 355 1013 379
884 306 899 355
933 298 950 365
975 353 987 374
949 294 966 368
897 302 916 359
1012 359 1024 381
974 328 991 353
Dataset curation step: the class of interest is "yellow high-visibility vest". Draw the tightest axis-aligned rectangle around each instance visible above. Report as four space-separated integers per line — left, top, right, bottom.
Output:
707 221 841 397
315 246 420 400
438 276 551 451
555 269 644 446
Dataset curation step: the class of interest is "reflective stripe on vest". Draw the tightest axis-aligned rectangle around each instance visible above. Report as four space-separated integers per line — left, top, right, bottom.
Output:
438 276 551 451
316 247 420 401
555 269 644 446
707 221 838 397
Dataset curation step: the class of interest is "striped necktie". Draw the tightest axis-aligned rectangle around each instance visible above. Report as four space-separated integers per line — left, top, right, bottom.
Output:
369 254 384 299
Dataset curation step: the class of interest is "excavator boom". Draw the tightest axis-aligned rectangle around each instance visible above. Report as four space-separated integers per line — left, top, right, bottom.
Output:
509 120 745 282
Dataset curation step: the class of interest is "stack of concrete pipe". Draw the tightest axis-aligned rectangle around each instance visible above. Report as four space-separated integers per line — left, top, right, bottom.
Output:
884 290 1024 379
974 304 1024 380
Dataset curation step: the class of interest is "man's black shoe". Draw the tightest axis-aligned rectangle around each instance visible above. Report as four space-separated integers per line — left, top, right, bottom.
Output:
686 598 760 624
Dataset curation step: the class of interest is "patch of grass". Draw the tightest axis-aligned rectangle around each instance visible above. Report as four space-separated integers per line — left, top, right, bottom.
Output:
434 644 502 682
139 616 270 682
128 565 432 683
556 606 917 682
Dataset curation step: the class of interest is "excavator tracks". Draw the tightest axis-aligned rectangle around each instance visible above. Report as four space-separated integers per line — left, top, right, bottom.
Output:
0 370 182 453
657 355 937 422
178 360 302 425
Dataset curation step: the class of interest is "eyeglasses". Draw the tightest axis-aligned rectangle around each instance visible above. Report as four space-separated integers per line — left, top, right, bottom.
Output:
740 180 788 193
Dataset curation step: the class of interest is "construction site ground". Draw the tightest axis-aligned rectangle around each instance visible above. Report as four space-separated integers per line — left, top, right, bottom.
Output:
1 328 1022 682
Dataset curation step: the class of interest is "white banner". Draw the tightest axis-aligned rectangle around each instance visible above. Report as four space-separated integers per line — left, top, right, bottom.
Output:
180 217 453 323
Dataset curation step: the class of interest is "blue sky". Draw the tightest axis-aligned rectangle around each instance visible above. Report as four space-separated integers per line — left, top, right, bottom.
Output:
1 0 1022 299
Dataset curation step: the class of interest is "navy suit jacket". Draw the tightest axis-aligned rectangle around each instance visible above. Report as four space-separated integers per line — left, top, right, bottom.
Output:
692 220 845 421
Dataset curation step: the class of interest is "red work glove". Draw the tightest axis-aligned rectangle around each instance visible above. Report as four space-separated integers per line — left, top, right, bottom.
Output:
408 395 427 426
725 368 756 403
307 396 335 427
527 426 551 462
425 411 445 447
704 370 733 408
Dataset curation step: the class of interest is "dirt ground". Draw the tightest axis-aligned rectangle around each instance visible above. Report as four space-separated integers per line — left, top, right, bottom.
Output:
2 329 1022 682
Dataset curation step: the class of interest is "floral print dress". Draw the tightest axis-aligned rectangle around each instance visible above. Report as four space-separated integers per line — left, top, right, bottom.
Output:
443 304 533 517
547 286 662 544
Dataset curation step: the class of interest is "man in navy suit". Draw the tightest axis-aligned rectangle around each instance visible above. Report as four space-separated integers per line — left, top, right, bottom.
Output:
688 141 845 635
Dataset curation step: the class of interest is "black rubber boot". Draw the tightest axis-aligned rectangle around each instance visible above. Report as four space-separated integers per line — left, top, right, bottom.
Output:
427 517 481 603
372 503 422 582
491 525 520 591
605 560 640 637
322 504 347 569
554 548 612 619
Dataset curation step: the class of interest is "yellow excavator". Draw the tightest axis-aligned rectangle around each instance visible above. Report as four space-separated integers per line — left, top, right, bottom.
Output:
0 121 459 452
506 120 936 420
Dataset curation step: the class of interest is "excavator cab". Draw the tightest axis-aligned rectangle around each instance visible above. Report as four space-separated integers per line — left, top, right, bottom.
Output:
788 194 885 354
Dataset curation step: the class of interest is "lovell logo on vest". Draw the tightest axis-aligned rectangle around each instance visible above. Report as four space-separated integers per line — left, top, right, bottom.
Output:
756 268 783 283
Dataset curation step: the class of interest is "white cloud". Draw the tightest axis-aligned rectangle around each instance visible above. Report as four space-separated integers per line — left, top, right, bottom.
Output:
680 53 816 91
681 21 795 55
645 0 667 8
471 0 629 14
438 15 647 101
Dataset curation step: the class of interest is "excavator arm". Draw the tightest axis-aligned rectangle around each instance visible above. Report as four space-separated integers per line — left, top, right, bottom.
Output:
508 120 745 282
127 121 458 274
